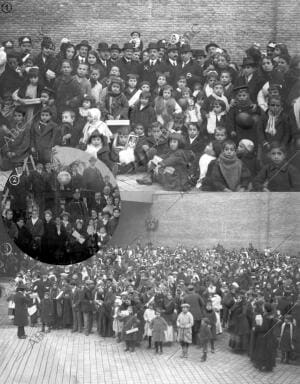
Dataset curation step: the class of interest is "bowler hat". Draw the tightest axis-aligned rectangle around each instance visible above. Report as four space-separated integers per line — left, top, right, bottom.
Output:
241 57 257 67
123 42 134 51
110 43 121 52
205 42 219 53
97 42 110 52
147 42 158 51
2 40 14 49
76 40 91 51
180 44 192 53
167 44 178 53
18 36 32 46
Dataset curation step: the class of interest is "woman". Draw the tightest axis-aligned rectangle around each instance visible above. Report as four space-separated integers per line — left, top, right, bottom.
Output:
251 302 278 372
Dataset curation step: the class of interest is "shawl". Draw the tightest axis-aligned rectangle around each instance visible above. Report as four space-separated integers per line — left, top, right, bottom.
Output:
218 153 242 191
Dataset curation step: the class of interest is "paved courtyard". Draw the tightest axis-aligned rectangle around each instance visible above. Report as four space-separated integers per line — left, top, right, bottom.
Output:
0 281 299 384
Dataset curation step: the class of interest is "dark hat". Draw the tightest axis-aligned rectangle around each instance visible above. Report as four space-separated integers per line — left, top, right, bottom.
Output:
267 41 276 49
82 93 94 102
233 84 249 93
97 42 110 52
127 73 139 80
2 40 14 49
18 36 32 46
194 49 206 58
60 211 70 218
241 57 257 67
16 283 27 291
130 31 141 37
73 188 81 194
167 44 179 53
123 42 134 51
157 39 167 49
76 40 91 50
110 43 121 52
147 42 158 51
40 86 55 96
41 37 55 49
205 42 219 53
180 44 192 53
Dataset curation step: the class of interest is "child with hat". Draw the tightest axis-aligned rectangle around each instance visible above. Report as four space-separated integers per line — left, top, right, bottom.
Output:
237 139 261 184
177 303 194 358
143 302 156 349
198 317 213 361
101 77 129 120
129 31 143 51
150 307 168 354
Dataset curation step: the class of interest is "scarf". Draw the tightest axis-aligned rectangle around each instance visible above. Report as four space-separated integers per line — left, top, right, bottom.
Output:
265 108 283 136
218 153 242 191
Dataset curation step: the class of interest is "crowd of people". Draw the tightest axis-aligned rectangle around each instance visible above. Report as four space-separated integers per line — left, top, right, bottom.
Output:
1 160 121 264
0 34 299 191
5 243 300 369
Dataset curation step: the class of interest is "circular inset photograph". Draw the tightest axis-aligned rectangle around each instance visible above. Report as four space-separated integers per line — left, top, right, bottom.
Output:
1 146 121 265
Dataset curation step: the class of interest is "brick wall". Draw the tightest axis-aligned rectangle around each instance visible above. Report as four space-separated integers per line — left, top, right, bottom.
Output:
0 0 299 63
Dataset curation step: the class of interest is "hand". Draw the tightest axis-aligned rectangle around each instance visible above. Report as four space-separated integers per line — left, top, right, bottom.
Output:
142 145 149 151
186 72 192 78
31 147 36 153
231 131 237 137
223 188 231 192
263 187 270 192
108 114 114 120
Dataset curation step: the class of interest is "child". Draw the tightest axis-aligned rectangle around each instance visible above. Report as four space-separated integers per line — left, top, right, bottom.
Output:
210 140 251 191
143 302 156 349
154 85 182 132
196 141 220 189
184 122 205 184
203 70 218 97
214 126 228 144
89 66 103 108
253 142 300 191
220 70 234 103
198 317 213 362
85 130 114 171
101 77 129 120
203 300 217 352
78 94 93 119
74 62 92 96
279 314 294 364
39 87 57 122
132 123 149 170
122 306 140 352
184 97 203 126
111 126 134 173
130 91 156 137
150 308 168 354
124 73 140 108
54 60 83 117
201 81 229 116
177 303 194 358
237 139 261 183
129 31 143 51
81 108 112 145
204 99 227 138
112 296 123 342
59 109 78 147
259 96 291 151
31 107 59 164
87 50 100 70
40 290 54 333
153 72 168 99
174 76 188 101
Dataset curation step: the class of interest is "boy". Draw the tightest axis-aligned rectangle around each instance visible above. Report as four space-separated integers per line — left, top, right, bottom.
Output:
124 73 139 108
59 109 80 147
220 70 234 103
214 126 228 144
130 91 156 136
174 75 188 101
201 81 229 116
253 142 300 191
31 107 59 164
184 122 206 183
39 87 57 121
89 66 102 108
74 62 92 96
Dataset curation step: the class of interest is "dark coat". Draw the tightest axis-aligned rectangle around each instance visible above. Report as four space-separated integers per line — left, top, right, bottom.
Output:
41 220 57 260
14 291 30 326
33 53 59 88
176 59 203 89
31 120 59 150
150 316 168 342
71 287 81 311
235 71 265 104
80 287 94 312
139 60 169 89
66 198 89 222
164 58 180 87
122 314 140 341
25 218 44 238
252 163 300 191
82 166 105 193
130 102 157 136
146 135 169 158
259 111 291 146
210 158 251 191
182 292 205 321
40 298 54 324
117 57 139 81
53 75 83 116
0 66 23 98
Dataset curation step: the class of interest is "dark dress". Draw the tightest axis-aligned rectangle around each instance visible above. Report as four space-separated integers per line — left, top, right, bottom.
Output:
252 314 278 371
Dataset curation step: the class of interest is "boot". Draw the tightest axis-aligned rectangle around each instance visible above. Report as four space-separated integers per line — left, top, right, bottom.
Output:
201 352 207 362
183 346 188 358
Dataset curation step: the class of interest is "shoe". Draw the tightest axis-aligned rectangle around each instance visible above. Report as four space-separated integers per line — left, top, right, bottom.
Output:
159 351 163 355
201 353 207 362
211 349 215 353
19 335 27 339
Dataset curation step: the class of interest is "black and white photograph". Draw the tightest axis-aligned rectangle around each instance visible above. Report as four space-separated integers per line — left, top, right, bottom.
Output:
0 0 299 383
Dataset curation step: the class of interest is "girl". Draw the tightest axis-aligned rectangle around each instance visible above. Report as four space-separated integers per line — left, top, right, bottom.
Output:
87 50 100 71
150 308 168 354
198 317 213 362
184 97 203 126
112 296 123 342
101 77 129 120
203 71 218 98
111 126 135 174
89 66 103 108
259 96 291 150
53 60 83 118
196 141 220 190
12 67 43 126
210 140 251 191
154 85 182 132
279 314 294 364
143 302 155 348
85 130 114 170
81 108 112 144
153 132 194 191
204 99 227 138
177 303 194 358
253 142 300 191
258 56 284 86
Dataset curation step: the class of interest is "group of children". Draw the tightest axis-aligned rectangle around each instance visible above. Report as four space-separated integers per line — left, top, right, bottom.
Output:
2 161 121 264
0 35 299 191
7 243 300 367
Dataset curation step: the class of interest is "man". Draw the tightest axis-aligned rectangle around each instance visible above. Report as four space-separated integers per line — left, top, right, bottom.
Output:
3 208 18 240
109 43 121 64
117 42 139 81
25 207 44 257
66 188 89 223
80 280 94 336
96 42 111 80
139 42 168 89
182 284 205 344
18 36 32 62
164 44 180 87
70 280 83 333
74 40 91 66
177 44 203 90
14 283 31 339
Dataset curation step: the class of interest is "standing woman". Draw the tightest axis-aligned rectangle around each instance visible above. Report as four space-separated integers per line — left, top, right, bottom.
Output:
14 283 31 339
252 302 278 372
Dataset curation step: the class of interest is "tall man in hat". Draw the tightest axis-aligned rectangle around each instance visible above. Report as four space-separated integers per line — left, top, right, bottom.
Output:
2 40 14 54
177 44 203 90
74 40 91 66
97 42 111 80
164 45 180 87
109 44 121 65
117 42 139 81
139 42 168 89
18 36 32 62
14 283 31 339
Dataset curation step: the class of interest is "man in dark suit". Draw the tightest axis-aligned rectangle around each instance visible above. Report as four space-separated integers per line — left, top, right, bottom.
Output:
164 44 180 87
139 42 168 89
116 42 139 81
96 42 111 80
79 280 94 336
71 280 83 333
33 37 58 88
66 188 89 223
177 44 203 90
109 43 121 65
73 40 91 67
182 284 205 344
14 283 31 338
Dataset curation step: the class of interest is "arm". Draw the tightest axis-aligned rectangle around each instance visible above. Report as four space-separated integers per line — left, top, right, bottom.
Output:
289 166 300 192
252 166 268 191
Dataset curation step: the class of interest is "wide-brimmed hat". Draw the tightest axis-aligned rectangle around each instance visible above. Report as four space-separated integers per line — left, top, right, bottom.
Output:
97 42 110 52
180 44 192 54
123 42 134 51
241 57 257 67
76 40 91 51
